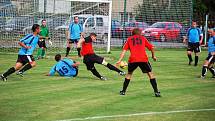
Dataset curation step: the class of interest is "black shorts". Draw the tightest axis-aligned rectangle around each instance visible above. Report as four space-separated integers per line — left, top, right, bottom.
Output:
83 54 104 70
69 39 79 44
128 62 152 73
73 67 79 77
38 39 46 48
187 42 201 53
206 54 215 63
16 55 35 65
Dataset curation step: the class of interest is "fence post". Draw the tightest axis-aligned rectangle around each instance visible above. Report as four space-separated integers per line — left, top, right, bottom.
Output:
204 14 208 44
122 0 127 47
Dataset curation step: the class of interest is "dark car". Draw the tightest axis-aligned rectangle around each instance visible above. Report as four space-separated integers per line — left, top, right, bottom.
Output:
142 22 182 42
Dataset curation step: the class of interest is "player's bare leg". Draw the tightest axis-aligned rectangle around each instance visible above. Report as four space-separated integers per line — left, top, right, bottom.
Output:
1 62 23 81
201 60 215 78
147 72 161 97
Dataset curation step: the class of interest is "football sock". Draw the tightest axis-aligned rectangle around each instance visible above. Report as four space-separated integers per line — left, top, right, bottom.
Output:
195 56 198 66
122 78 130 92
188 54 192 62
209 67 215 76
19 63 32 73
77 48 81 57
36 48 43 58
41 49 46 58
90 68 102 79
107 63 121 73
201 66 208 77
66 47 70 57
2 67 16 77
150 78 159 93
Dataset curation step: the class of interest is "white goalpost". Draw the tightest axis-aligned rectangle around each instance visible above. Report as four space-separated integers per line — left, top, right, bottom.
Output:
67 0 112 53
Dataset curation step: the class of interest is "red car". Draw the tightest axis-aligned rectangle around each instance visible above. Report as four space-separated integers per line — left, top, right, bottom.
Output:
142 22 182 42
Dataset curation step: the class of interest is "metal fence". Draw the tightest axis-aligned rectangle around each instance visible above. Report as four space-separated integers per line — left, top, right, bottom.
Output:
0 0 194 53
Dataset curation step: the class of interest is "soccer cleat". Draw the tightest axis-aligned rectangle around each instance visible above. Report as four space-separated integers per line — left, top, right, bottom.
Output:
200 75 205 79
120 90 125 95
100 76 107 81
119 71 126 76
154 92 161 97
1 75 7 82
16 71 24 77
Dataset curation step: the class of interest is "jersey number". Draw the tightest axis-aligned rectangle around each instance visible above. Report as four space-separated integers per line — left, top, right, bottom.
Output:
132 37 142 46
59 66 69 75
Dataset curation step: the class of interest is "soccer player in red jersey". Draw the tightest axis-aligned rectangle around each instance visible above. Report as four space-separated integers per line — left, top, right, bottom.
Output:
117 28 161 97
77 33 125 80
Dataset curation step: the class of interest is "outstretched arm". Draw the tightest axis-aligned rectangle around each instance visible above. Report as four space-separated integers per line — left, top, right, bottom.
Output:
116 50 126 65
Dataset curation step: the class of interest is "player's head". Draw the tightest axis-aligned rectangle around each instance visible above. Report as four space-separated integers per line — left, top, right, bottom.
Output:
90 33 97 41
55 54 61 62
74 16 79 23
132 28 142 35
192 21 197 28
32 24 40 34
41 19 46 26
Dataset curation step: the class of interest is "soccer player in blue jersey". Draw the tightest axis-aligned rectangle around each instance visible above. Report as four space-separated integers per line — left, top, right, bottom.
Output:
201 28 215 78
183 21 203 66
47 54 80 77
66 16 83 57
1 24 40 81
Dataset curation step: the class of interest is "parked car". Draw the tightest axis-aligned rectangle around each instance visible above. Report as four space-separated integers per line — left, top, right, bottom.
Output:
0 16 34 36
123 22 149 37
54 14 109 43
142 22 182 42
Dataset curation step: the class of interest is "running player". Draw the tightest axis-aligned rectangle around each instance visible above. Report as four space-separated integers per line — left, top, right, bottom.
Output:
47 54 79 77
77 33 125 80
183 21 203 66
116 28 161 97
201 28 215 78
1 24 40 81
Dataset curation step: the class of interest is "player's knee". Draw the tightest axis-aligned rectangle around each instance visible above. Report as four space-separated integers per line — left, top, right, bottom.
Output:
102 59 108 66
30 62 36 67
148 72 155 79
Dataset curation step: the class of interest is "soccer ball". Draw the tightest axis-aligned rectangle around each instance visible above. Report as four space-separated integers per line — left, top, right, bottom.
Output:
119 61 128 69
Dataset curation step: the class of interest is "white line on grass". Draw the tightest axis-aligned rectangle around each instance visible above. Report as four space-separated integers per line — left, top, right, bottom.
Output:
57 108 215 121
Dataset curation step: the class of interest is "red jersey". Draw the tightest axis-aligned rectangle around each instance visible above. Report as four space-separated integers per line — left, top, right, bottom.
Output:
123 35 154 63
81 36 95 56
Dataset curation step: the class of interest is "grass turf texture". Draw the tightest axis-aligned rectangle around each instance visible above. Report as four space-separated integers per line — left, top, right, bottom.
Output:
0 49 215 121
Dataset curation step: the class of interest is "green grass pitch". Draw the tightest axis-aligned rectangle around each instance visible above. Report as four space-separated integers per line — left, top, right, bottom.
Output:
0 49 215 121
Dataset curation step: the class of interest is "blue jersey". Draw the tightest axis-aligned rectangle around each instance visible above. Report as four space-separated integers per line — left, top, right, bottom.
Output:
49 58 77 77
69 23 83 40
18 34 39 55
208 36 215 53
187 27 202 43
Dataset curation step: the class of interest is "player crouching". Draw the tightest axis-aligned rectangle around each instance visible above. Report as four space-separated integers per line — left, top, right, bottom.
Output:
47 54 79 77
201 28 215 78
117 28 161 97
77 33 125 80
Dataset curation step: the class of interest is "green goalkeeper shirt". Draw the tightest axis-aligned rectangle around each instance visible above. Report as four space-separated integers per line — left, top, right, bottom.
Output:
40 25 49 37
